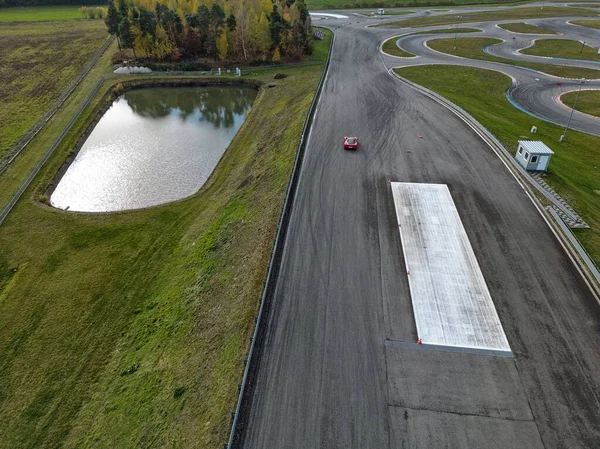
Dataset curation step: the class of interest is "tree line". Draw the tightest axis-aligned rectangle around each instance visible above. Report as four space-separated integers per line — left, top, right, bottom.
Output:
105 0 313 63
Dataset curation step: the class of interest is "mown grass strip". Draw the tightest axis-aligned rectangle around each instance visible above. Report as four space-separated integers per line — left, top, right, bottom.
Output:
569 3 600 8
427 37 600 78
561 89 600 118
394 64 600 264
497 22 558 34
381 7 599 28
0 33 331 449
570 19 600 30
521 38 600 62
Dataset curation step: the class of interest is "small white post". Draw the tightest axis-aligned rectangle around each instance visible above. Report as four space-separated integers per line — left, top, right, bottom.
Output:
217 67 221 76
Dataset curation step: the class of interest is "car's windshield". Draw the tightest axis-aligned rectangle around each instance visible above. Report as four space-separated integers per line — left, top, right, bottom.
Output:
347 138 355 144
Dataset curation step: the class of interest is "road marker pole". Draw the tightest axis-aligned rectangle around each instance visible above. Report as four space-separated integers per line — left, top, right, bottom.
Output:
453 17 461 49
560 78 586 142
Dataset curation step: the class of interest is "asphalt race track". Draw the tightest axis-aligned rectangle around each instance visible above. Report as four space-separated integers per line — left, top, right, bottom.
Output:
239 5 600 448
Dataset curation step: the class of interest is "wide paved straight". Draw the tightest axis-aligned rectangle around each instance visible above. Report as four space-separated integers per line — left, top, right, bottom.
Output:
240 17 600 449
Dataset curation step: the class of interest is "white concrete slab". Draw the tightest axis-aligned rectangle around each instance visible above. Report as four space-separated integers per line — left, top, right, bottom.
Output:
391 182 511 353
309 12 349 19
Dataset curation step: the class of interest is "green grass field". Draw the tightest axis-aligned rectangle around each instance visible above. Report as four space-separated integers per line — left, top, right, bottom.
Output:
0 25 330 449
427 37 600 78
0 5 103 22
395 64 600 264
521 38 600 62
571 19 600 30
561 89 600 118
0 20 109 161
497 22 558 34
382 6 599 27
382 36 415 56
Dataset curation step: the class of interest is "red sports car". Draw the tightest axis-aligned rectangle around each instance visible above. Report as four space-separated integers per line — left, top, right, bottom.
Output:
343 136 358 150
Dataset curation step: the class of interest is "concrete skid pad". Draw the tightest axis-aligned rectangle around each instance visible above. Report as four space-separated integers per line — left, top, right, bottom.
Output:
390 182 510 352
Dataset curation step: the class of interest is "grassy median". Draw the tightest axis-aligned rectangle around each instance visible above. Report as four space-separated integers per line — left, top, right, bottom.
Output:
382 29 478 57
521 38 600 62
497 22 557 34
382 7 599 28
570 3 600 8
395 65 600 264
571 20 600 30
561 89 600 118
382 37 415 57
0 28 331 449
427 37 600 78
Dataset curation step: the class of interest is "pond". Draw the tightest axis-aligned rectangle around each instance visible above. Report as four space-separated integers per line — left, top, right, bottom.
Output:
50 85 256 212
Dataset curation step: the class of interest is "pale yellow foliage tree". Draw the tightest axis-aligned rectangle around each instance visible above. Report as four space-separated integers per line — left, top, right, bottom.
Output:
247 0 272 59
216 32 228 60
132 25 153 58
272 47 281 62
152 25 175 60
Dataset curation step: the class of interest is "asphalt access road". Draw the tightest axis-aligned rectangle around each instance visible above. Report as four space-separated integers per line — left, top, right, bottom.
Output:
377 14 600 135
239 10 600 449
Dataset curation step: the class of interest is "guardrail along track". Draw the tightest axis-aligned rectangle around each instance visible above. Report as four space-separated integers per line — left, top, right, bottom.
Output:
226 28 335 449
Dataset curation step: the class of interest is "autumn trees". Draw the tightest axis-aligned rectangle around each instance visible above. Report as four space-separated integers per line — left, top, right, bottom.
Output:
105 0 313 63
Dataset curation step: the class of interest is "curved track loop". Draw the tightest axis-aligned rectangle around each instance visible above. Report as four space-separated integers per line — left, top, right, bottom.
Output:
374 6 600 134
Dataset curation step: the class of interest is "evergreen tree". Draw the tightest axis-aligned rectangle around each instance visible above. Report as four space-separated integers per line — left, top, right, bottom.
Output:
226 13 236 32
154 2 168 23
196 5 211 54
119 16 137 59
138 7 157 38
105 1 123 50
269 4 288 50
117 0 128 17
210 3 225 31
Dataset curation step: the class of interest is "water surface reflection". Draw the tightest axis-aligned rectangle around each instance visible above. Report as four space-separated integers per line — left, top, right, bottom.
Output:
51 86 256 212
